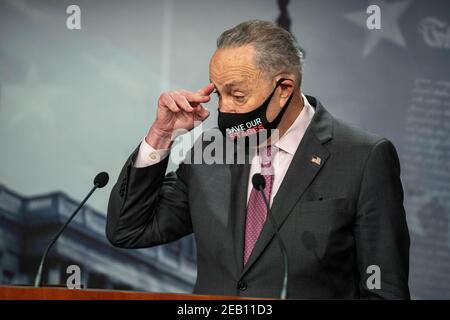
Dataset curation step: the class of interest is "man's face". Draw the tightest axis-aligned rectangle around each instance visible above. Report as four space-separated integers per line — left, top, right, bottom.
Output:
209 45 280 121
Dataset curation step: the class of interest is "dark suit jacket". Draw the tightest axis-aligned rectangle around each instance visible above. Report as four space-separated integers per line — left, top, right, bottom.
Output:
106 96 410 299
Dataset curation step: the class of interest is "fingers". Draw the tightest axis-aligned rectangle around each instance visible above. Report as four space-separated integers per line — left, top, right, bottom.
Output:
197 83 215 97
160 93 180 113
179 89 211 104
194 104 210 121
159 84 214 115
169 92 194 112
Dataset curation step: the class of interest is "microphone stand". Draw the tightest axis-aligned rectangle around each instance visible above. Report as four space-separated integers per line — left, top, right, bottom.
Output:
34 183 100 287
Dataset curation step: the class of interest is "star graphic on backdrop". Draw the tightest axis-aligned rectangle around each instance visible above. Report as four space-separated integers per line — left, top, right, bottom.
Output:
345 0 413 57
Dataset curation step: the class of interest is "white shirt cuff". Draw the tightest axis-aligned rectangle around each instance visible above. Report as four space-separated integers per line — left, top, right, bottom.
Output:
134 137 170 168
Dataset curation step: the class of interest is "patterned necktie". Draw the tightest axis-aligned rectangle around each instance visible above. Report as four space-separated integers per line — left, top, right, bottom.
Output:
243 146 277 266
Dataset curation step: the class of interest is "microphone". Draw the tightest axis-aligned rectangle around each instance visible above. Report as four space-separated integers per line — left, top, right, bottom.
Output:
252 173 289 299
33 172 109 287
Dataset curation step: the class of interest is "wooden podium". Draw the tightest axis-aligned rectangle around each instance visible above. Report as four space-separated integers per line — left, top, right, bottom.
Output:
0 285 257 300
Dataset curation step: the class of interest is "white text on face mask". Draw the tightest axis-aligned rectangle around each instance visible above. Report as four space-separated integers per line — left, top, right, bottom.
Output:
225 117 263 134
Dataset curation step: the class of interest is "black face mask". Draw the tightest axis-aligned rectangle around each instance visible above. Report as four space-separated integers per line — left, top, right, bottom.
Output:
217 78 293 142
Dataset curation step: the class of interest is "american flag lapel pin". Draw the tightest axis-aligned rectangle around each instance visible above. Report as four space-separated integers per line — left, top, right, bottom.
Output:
311 155 321 166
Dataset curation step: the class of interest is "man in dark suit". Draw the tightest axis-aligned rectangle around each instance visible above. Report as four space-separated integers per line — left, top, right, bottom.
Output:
106 20 410 299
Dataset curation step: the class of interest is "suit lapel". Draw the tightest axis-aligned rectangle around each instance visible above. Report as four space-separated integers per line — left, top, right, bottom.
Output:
239 96 334 278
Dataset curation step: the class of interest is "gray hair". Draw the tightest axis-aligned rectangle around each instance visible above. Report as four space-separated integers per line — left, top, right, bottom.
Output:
217 20 304 87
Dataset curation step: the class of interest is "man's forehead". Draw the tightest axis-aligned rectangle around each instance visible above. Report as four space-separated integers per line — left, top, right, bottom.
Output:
209 78 248 89
209 46 262 88
209 64 257 85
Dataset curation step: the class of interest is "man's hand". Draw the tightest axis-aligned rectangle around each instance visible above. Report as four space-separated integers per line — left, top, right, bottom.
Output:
146 83 214 149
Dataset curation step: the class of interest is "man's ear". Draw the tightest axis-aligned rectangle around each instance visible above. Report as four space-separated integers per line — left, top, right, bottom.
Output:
278 78 295 106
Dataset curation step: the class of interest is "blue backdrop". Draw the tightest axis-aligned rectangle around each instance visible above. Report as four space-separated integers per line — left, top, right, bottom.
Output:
0 0 449 299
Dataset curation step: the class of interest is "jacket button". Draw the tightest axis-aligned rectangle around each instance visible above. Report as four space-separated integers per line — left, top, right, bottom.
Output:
237 281 247 291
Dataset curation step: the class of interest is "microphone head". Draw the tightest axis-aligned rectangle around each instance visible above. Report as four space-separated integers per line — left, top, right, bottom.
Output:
94 172 109 188
252 173 265 190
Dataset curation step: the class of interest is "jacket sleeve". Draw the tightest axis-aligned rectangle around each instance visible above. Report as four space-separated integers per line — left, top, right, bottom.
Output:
105 143 192 248
355 138 411 299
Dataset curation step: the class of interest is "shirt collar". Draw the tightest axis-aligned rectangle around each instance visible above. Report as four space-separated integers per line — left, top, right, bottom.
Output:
273 94 315 155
